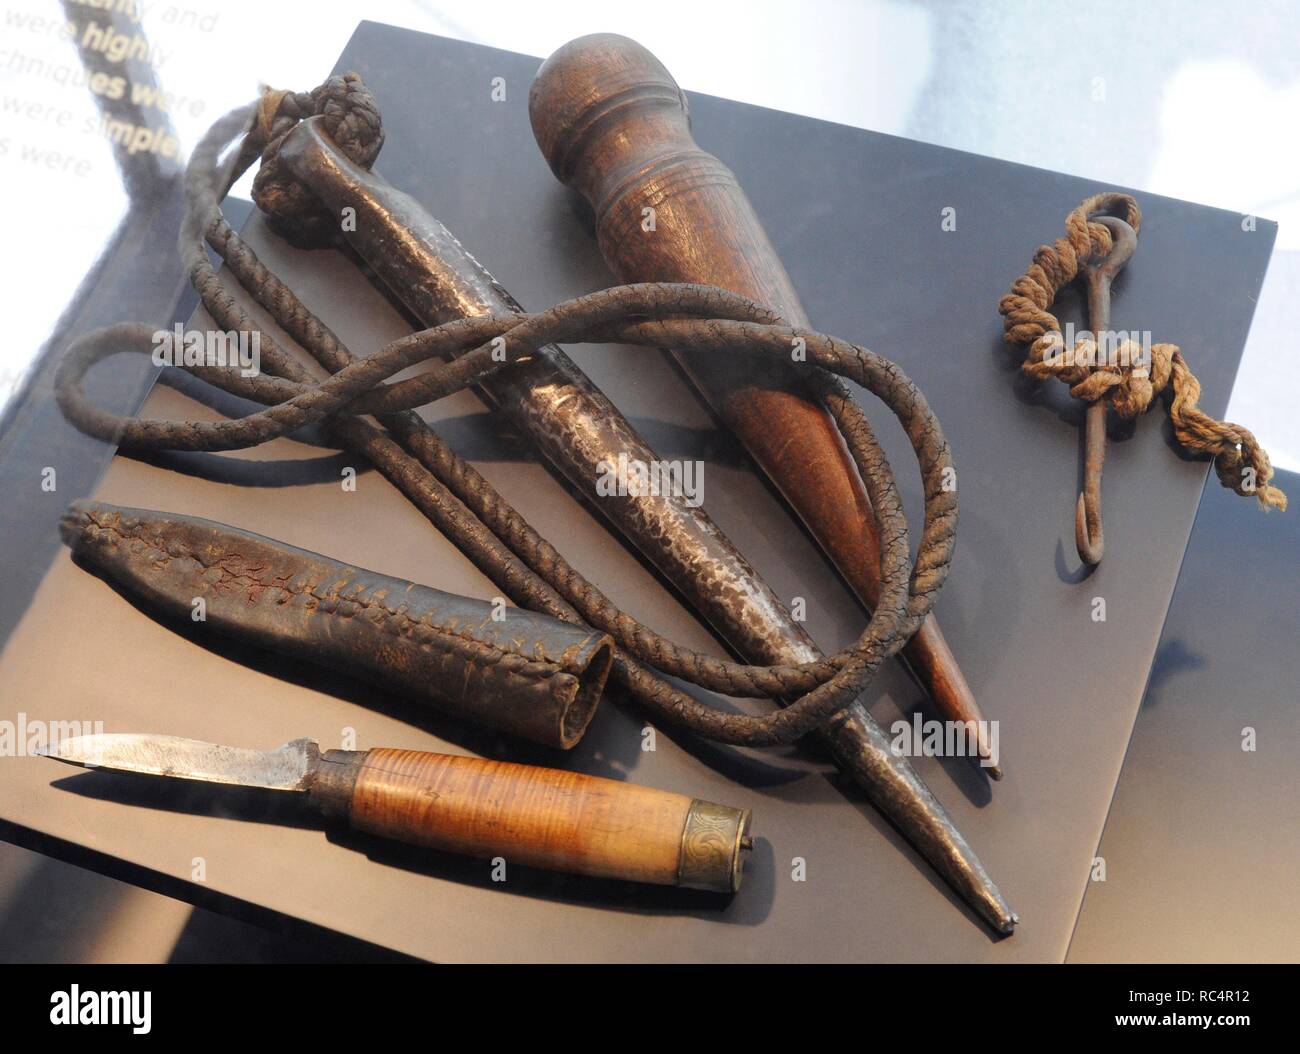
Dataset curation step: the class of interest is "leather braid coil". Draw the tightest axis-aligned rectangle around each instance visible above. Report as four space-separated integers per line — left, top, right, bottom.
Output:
56 77 959 748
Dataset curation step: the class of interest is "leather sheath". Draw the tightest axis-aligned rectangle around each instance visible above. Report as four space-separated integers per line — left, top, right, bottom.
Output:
60 501 614 748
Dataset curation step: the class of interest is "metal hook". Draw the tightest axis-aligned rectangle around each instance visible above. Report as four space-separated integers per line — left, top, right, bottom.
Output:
1074 214 1137 566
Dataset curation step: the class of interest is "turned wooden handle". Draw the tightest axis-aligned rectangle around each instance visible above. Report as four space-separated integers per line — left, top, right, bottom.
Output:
312 748 750 892
529 33 885 598
530 35 998 777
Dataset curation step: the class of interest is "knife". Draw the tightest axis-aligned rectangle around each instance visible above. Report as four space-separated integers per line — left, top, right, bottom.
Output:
43 733 753 893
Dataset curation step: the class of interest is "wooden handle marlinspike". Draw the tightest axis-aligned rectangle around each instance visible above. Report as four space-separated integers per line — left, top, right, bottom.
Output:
307 748 752 893
529 34 1000 779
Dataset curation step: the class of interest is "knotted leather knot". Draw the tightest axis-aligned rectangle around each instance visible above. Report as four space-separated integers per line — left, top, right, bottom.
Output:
251 72 384 246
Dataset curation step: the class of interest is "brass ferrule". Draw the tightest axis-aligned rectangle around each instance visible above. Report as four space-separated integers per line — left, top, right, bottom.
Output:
676 799 753 894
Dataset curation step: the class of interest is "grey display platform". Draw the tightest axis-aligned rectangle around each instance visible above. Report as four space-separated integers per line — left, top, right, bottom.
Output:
0 23 1278 962
1068 467 1300 963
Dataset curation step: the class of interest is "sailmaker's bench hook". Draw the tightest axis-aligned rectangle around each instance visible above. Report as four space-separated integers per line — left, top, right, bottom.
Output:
1074 214 1138 566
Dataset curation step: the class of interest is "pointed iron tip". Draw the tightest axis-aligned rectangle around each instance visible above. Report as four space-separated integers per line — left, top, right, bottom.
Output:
826 707 1019 938
973 884 1019 936
975 887 1019 937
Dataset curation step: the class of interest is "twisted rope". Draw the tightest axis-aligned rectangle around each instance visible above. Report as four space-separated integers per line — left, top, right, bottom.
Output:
998 192 1286 511
55 77 956 748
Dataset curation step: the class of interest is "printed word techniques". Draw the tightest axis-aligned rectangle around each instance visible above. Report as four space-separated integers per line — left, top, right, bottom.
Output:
151 325 261 377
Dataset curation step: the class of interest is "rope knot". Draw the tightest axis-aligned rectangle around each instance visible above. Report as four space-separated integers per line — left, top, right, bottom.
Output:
1000 194 1286 514
1026 333 1172 419
251 72 384 247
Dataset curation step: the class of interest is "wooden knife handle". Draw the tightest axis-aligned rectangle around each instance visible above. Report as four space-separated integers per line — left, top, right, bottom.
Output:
308 748 751 892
